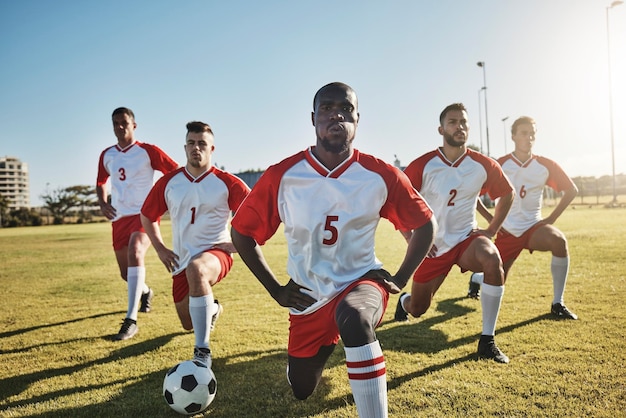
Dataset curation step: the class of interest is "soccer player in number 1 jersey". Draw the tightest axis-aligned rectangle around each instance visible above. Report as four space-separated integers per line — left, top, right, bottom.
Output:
394 103 515 364
141 121 250 367
96 107 178 341
231 82 435 418
472 116 578 320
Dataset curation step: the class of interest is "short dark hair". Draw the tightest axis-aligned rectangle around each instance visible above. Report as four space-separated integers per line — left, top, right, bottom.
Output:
186 121 214 135
313 82 356 110
439 103 467 125
511 116 535 134
111 107 135 121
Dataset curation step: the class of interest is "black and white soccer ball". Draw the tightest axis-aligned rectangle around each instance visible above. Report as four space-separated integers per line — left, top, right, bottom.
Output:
163 360 217 415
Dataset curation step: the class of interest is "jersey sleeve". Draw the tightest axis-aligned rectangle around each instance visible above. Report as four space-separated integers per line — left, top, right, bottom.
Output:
142 143 179 174
213 170 252 212
478 154 513 199
96 148 111 187
141 170 177 221
536 156 575 193
403 151 435 192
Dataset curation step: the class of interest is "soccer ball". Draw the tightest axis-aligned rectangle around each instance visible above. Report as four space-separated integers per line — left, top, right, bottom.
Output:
163 360 217 415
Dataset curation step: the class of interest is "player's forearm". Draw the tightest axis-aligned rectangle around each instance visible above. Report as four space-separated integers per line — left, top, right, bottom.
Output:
140 214 166 250
395 218 436 287
231 228 282 298
547 186 577 224
486 192 513 237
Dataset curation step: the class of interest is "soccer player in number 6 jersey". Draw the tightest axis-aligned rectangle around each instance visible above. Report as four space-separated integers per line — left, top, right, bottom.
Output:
141 121 250 367
394 103 515 364
231 82 435 418
471 116 578 320
96 107 179 341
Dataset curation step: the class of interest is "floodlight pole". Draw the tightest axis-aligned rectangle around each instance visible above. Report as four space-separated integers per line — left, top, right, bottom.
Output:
477 61 491 157
478 88 485 154
502 116 509 154
606 0 622 204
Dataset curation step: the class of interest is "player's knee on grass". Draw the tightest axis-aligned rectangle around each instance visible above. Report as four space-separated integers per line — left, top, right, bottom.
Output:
288 345 335 400
335 284 383 347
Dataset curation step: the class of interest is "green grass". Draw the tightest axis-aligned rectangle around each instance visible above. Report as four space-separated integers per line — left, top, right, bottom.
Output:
1 207 625 417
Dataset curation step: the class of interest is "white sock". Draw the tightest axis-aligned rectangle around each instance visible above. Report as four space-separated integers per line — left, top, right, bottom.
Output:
344 341 388 418
471 272 484 285
189 294 213 348
126 266 145 321
399 293 410 313
480 283 504 336
551 256 569 305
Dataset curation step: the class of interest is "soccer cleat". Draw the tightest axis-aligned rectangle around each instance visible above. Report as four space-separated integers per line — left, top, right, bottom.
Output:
139 288 154 313
394 292 409 322
551 303 578 320
210 300 223 332
477 335 509 364
467 273 480 299
114 318 138 341
193 346 212 368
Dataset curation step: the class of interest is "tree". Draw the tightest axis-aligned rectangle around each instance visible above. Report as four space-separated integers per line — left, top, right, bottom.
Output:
40 187 81 224
66 185 97 223
0 193 10 227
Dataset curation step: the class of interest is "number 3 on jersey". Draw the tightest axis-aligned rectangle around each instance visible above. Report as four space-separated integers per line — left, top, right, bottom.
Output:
323 215 339 245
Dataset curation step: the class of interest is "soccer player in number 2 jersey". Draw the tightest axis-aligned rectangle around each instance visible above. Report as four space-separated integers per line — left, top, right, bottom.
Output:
472 116 578 320
96 107 178 341
231 82 435 418
394 103 515 364
141 121 250 367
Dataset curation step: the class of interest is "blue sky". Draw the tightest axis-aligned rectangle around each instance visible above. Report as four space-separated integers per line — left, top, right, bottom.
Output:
1 0 625 206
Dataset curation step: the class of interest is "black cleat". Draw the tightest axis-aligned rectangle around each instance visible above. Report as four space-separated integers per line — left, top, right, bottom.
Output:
139 288 154 313
394 292 409 322
477 335 509 364
193 346 212 368
551 303 578 320
210 300 223 332
114 318 138 341
467 273 480 299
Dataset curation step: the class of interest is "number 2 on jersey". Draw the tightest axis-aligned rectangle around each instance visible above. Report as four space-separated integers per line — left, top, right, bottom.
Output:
448 189 457 206
323 215 339 245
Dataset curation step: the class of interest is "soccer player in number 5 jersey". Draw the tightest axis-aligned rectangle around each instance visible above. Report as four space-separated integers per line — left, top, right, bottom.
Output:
141 121 250 367
231 82 435 418
394 103 515 364
471 116 578 320
96 107 179 341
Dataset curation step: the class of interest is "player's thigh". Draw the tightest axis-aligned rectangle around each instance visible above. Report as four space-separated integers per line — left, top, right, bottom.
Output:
528 224 567 255
458 235 501 273
174 295 193 330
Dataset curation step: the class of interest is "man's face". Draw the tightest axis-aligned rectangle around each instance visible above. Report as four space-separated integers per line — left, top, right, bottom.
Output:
185 131 214 169
312 86 359 154
439 109 469 148
112 113 136 143
512 123 536 154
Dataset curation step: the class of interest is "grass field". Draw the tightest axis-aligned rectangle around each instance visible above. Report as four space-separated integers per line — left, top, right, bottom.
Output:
1 207 625 417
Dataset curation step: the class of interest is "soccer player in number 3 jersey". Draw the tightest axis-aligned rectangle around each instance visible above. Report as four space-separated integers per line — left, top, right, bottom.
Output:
97 107 179 341
231 82 435 418
394 103 515 364
140 121 250 367
472 116 578 320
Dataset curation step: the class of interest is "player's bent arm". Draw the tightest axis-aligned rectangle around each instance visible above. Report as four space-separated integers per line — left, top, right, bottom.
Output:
96 184 116 220
544 185 578 225
231 227 317 311
484 191 514 238
392 217 436 291
140 213 178 272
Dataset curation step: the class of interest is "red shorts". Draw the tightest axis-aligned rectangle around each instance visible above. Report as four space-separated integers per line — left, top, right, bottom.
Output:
111 215 144 250
412 234 480 283
171 249 233 303
287 279 389 358
495 223 543 263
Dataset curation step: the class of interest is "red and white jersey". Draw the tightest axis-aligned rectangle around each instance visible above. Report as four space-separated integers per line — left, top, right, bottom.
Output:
404 148 513 257
97 141 178 221
498 153 574 237
141 166 250 274
231 147 433 315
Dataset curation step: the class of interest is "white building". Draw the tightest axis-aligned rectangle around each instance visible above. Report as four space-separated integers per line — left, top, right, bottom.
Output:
0 156 30 209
